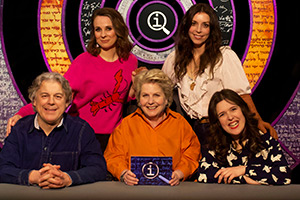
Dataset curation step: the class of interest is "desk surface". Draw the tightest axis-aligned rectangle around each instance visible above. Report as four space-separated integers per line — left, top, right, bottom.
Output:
0 181 299 200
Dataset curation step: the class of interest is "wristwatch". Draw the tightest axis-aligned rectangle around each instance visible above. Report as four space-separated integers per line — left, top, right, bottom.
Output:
120 170 128 182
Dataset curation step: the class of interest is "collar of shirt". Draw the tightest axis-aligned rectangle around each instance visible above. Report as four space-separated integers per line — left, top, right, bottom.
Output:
132 107 177 124
229 139 249 155
30 113 67 133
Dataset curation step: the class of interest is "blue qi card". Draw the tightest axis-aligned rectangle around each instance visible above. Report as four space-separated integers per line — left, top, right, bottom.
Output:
131 156 172 185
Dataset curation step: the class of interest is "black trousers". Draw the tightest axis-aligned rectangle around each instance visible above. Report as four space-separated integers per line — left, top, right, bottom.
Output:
95 134 110 154
187 117 210 152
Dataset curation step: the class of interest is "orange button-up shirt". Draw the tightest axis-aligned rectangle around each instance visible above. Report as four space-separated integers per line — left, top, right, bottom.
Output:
104 108 201 180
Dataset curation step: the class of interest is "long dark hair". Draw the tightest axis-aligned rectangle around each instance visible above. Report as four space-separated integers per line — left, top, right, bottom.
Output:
86 8 132 60
174 3 222 81
207 89 265 166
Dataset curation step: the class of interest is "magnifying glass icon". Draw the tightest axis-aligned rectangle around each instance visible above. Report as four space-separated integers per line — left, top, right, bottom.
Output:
147 11 170 35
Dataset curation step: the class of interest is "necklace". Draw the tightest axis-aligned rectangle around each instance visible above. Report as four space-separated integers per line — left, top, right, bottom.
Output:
189 58 198 91
190 82 196 91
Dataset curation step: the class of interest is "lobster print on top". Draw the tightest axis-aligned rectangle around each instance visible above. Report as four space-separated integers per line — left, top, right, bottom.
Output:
90 69 128 116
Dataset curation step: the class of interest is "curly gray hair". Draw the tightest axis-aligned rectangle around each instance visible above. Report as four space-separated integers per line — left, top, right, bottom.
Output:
28 72 72 106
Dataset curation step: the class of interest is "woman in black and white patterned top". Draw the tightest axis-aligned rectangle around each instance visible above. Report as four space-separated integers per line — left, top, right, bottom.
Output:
197 89 291 185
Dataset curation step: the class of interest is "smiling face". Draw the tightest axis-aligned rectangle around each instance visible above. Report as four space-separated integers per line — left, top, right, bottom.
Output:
188 12 210 48
33 80 68 130
94 15 117 51
216 100 246 140
139 82 168 123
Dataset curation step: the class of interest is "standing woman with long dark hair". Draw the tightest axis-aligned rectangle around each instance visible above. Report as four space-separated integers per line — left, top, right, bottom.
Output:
7 8 140 152
162 3 277 148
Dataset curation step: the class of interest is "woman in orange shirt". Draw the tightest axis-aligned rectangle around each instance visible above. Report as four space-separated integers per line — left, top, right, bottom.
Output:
104 69 201 186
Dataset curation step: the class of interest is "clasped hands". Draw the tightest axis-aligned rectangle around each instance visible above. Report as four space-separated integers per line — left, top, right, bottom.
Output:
214 166 259 184
121 169 184 186
29 163 72 189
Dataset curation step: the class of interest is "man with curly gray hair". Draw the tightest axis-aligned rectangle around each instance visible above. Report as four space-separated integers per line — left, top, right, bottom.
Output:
0 72 106 188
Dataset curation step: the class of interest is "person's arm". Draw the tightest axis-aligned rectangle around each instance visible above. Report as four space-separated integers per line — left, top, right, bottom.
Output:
214 165 261 184
169 170 184 186
198 149 250 184
241 94 278 139
161 51 177 84
37 163 72 189
128 67 148 100
104 124 130 181
6 104 35 136
28 170 42 185
220 47 277 139
244 133 291 185
198 150 222 183
119 170 139 186
66 122 107 186
243 175 260 184
0 127 33 185
16 103 35 116
174 119 201 180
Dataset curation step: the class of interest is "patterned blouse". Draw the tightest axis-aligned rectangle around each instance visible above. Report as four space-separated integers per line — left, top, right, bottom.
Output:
198 132 291 185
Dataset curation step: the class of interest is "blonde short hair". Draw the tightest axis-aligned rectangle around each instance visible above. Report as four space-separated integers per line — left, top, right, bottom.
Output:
133 69 174 108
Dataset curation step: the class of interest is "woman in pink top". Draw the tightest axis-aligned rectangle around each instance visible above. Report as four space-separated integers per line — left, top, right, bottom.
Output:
6 8 139 152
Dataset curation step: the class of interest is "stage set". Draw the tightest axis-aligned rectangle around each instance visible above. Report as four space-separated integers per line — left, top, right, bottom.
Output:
0 181 299 200
0 0 299 198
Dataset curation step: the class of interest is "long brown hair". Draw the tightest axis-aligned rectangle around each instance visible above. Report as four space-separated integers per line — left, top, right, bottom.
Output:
86 8 132 61
174 3 222 81
207 89 265 166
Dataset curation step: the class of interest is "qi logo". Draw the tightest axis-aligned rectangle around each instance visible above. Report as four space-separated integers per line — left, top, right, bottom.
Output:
136 1 177 42
142 162 159 179
117 0 181 64
137 2 176 42
147 11 170 36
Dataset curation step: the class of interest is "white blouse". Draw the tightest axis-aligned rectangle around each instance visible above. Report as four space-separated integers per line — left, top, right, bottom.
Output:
162 46 251 119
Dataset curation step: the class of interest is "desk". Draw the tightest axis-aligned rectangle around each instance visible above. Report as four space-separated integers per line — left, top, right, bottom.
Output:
0 181 299 200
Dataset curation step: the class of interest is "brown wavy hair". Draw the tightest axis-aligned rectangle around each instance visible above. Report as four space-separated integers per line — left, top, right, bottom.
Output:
207 89 265 166
86 8 133 61
174 3 222 81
